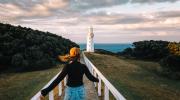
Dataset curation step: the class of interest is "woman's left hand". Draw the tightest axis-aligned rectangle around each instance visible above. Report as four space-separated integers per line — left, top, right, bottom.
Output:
40 94 45 100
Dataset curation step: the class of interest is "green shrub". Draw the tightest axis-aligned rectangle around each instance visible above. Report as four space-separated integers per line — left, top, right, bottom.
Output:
119 40 170 60
11 53 24 67
132 40 169 59
118 48 133 56
168 42 180 56
160 55 180 72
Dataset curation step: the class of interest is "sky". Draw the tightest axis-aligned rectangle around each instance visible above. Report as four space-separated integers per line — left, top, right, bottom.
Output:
0 0 180 43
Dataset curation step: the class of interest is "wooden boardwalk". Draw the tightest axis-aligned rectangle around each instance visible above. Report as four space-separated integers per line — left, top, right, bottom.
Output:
81 57 99 100
31 52 125 100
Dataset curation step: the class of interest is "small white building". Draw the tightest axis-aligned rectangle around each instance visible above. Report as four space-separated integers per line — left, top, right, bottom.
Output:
86 26 94 52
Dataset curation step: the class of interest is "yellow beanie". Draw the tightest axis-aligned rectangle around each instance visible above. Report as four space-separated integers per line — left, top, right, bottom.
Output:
58 47 80 62
70 47 80 57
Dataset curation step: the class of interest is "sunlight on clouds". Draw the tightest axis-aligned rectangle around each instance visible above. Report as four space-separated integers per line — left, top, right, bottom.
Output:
163 18 180 24
0 3 23 20
141 12 155 19
27 0 68 16
0 0 68 20
0 0 180 43
29 4 51 16
44 0 68 9
139 32 168 36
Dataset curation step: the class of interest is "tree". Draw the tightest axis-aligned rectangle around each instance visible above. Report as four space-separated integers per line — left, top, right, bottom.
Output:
11 53 24 67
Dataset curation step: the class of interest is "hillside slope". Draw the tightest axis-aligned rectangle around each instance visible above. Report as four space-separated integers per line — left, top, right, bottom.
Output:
85 53 180 100
0 23 79 71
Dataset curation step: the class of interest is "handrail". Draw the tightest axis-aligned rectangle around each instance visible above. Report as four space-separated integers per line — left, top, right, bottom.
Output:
31 71 66 100
82 52 126 100
31 52 126 100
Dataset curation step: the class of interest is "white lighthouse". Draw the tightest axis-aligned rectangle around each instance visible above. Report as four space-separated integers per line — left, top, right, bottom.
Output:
86 26 94 52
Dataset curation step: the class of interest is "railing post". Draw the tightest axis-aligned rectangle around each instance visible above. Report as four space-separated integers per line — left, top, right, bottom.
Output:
64 76 67 86
98 77 101 96
104 85 109 100
89 63 91 72
49 90 54 100
94 72 97 87
91 65 93 74
91 68 93 74
58 82 62 96
87 60 91 71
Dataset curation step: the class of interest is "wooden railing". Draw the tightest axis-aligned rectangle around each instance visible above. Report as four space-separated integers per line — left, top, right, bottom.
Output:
31 72 67 100
31 52 126 100
82 52 126 100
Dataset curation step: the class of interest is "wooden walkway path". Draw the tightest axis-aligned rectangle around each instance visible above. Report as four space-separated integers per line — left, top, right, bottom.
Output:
81 57 99 100
31 52 125 100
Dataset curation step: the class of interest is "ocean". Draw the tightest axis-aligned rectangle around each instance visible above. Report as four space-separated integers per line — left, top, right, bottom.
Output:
79 43 132 53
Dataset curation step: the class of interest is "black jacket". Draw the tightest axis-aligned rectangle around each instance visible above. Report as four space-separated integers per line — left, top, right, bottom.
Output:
41 61 99 96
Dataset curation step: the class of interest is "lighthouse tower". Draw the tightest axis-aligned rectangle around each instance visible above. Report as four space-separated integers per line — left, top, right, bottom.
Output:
86 26 94 52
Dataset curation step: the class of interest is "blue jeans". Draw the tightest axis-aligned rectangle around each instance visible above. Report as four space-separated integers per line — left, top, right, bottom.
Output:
64 85 86 100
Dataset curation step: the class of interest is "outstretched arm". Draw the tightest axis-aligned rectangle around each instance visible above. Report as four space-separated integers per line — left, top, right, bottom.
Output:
84 65 99 82
41 65 68 96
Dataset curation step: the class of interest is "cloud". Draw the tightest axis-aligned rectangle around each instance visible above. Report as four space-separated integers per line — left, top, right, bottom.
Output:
70 0 129 10
0 3 23 21
43 0 68 9
0 0 69 21
0 0 180 43
70 0 180 13
71 0 180 10
1 0 180 21
0 0 68 9
80 9 180 26
130 0 179 4
17 17 78 26
80 11 148 25
156 10 180 18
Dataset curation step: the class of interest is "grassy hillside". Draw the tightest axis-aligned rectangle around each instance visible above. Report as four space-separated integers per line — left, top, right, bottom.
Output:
0 65 62 100
85 52 180 100
117 40 180 79
0 23 78 71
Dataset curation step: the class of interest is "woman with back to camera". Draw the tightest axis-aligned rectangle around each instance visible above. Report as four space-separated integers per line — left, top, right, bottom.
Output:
40 47 99 100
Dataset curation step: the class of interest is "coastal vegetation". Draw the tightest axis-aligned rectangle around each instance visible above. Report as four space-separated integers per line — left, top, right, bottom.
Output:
0 23 78 71
85 52 180 100
117 40 180 79
118 40 170 60
168 42 180 56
